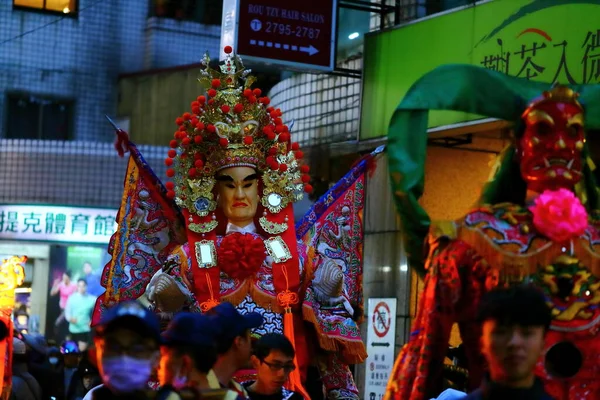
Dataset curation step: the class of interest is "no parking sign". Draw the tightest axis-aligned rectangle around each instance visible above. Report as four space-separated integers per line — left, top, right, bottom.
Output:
364 298 397 400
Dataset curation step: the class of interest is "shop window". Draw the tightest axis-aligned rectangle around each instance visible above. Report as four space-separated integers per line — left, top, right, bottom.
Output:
5 92 74 141
13 0 78 14
150 0 223 25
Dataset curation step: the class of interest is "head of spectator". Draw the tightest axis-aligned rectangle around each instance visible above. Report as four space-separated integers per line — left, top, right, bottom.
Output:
93 300 160 395
159 312 218 390
83 262 93 276
477 285 552 389
61 340 80 368
47 346 62 368
250 333 297 395
77 278 88 295
62 271 72 285
79 359 101 392
207 302 263 386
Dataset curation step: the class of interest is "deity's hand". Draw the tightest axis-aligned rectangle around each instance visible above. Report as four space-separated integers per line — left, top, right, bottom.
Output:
146 270 187 313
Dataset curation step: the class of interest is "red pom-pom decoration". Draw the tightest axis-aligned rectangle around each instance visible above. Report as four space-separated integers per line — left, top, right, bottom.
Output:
168 149 177 158
221 105 231 113
302 174 310 183
166 169 175 177
191 101 199 108
188 168 197 178
243 136 253 145
295 151 304 159
169 140 178 148
266 156 275 165
175 117 184 125
269 147 278 155
267 107 274 113
182 137 191 146
207 125 216 133
224 45 233 54
194 153 202 160
278 132 290 143
197 95 206 104
266 131 276 141
211 79 221 88
291 142 300 151
192 107 200 114
208 89 217 97
234 103 244 113
194 159 204 168
270 162 280 170
165 158 174 166
166 190 176 199
253 88 262 96
274 118 283 126
279 164 288 172
219 138 229 147
196 122 205 130
300 165 310 174
190 117 198 126
183 112 192 121
304 184 313 193
248 95 257 104
194 135 202 144
243 89 252 97
218 233 266 280
259 97 271 105
166 181 175 190
208 99 215 105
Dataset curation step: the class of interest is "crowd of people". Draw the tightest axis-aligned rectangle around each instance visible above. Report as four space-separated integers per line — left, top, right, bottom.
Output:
9 300 305 400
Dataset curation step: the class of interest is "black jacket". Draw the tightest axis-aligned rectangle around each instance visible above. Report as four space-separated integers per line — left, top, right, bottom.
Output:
464 378 554 400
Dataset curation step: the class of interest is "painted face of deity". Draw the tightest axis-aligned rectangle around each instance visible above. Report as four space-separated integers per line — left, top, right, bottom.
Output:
518 100 585 193
216 166 259 228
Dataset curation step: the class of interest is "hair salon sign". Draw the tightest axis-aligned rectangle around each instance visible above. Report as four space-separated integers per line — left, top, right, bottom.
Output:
0 205 117 245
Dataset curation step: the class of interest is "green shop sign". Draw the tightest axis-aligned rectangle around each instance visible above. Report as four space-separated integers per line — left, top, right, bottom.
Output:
360 0 600 140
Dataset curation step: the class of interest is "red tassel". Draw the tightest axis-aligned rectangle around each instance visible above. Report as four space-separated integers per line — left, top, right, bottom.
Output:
283 309 311 400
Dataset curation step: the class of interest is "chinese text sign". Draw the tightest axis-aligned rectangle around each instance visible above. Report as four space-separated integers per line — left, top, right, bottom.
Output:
0 205 117 245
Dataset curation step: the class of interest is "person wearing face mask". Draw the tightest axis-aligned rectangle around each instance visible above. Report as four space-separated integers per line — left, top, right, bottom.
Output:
83 300 161 400
158 312 241 400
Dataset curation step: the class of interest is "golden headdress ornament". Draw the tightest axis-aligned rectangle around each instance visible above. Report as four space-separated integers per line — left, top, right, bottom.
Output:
164 46 311 220
523 83 583 118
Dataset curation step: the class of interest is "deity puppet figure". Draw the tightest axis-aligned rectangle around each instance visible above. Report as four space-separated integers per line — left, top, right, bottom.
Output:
94 47 370 400
383 65 600 400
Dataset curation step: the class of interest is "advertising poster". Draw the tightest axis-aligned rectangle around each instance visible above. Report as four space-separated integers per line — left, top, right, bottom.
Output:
46 245 110 344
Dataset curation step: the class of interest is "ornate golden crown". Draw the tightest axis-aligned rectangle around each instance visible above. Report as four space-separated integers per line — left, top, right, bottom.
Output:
523 83 583 117
163 46 311 219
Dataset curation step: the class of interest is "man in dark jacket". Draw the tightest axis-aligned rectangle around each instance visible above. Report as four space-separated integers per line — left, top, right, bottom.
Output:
464 285 554 400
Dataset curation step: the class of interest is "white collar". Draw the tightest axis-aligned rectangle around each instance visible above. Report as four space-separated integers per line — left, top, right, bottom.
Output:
226 222 257 235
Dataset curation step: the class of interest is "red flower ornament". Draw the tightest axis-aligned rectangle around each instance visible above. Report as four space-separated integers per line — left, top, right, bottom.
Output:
529 189 588 243
218 233 266 280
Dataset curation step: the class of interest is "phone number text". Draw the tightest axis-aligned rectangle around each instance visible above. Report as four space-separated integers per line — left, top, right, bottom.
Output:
265 22 321 39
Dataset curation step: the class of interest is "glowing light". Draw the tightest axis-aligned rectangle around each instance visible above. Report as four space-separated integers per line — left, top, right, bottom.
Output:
348 32 359 40
381 266 392 273
63 7 70 13
400 263 408 272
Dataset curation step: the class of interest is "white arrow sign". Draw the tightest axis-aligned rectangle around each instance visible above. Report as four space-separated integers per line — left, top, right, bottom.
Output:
299 45 319 56
249 40 320 56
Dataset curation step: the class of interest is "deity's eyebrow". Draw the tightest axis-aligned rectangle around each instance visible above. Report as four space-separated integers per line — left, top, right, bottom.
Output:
243 174 258 182
216 175 234 182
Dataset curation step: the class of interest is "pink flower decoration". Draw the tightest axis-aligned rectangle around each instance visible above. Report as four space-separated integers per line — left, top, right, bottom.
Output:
529 189 588 243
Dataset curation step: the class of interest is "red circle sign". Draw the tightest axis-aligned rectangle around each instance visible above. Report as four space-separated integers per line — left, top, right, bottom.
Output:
372 301 391 338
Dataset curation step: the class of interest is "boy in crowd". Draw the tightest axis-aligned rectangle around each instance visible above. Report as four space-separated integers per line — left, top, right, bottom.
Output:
244 334 303 400
158 312 242 400
464 285 554 400
207 303 263 396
